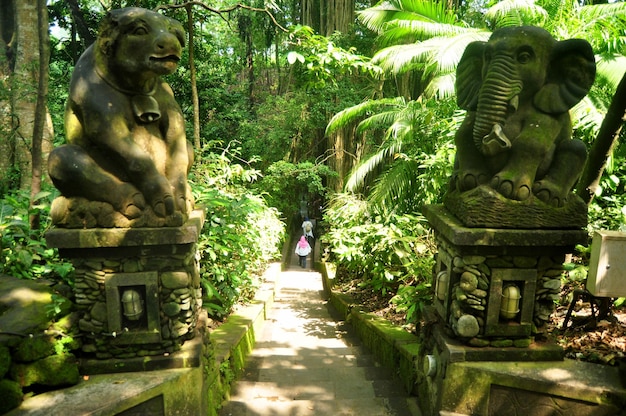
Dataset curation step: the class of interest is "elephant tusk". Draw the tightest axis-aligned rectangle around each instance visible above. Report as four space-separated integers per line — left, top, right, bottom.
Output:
509 95 519 112
481 124 511 156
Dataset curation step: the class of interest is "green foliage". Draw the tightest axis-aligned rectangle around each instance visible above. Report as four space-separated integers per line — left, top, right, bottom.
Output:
389 265 433 323
287 25 383 90
47 57 72 146
329 95 458 213
238 92 317 166
587 154 626 233
191 149 284 318
255 160 337 221
45 293 73 320
0 189 73 284
52 334 77 356
219 359 235 386
322 192 435 322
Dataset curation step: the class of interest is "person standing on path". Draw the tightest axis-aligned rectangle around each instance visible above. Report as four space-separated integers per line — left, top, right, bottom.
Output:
301 216 314 246
294 235 312 268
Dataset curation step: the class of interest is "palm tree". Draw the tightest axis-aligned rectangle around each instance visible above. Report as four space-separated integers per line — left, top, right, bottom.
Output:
326 95 458 211
329 0 626 213
328 0 487 211
359 0 489 99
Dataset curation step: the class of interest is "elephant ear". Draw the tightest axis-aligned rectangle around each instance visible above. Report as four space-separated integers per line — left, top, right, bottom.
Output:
534 39 596 114
456 41 485 110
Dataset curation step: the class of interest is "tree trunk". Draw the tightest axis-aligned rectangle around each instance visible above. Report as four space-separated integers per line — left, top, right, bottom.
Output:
302 0 354 36
246 29 254 107
186 4 201 150
0 1 15 191
29 0 49 230
2 0 53 197
237 14 254 108
327 122 361 192
13 0 38 191
67 0 95 62
576 73 626 205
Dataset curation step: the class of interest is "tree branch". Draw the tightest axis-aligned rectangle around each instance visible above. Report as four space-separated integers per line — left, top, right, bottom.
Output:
155 1 289 33
576 73 626 205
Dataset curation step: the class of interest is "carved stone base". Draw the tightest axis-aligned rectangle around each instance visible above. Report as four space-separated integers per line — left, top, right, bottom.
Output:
45 210 205 359
423 204 588 346
50 196 186 228
443 185 588 229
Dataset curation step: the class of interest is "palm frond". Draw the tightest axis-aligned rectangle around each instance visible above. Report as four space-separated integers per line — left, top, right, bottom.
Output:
571 96 605 133
538 0 567 20
377 20 475 44
372 31 489 96
427 31 490 74
576 4 626 53
398 0 458 24
485 0 548 28
326 97 406 135
345 142 404 193
596 56 626 89
356 108 408 135
367 157 419 211
387 117 416 143
423 72 456 99
375 26 422 46
568 55 626 136
372 43 430 74
578 2 626 24
357 0 457 34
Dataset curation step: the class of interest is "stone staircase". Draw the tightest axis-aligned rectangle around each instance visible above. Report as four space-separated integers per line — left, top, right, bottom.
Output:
218 267 421 416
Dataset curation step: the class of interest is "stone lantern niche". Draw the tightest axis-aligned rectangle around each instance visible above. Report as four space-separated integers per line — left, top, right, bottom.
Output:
434 251 541 340
106 272 161 343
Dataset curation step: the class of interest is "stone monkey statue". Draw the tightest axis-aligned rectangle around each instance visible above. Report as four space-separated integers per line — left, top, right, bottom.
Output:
48 7 194 227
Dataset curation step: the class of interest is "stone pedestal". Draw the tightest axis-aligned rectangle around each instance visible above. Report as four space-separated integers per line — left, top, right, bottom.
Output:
418 204 590 416
423 204 587 346
45 210 205 359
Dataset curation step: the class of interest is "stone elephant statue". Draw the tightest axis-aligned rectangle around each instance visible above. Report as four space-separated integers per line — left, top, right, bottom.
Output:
48 7 194 227
452 26 596 207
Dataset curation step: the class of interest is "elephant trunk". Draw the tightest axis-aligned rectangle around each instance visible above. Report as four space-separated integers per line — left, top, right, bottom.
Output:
474 55 523 155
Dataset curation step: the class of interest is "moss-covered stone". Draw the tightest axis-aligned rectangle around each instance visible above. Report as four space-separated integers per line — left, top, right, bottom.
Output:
164 302 182 316
513 338 532 348
490 338 514 348
10 354 80 387
13 334 55 362
0 276 54 348
0 345 11 378
468 337 490 347
0 378 23 413
52 311 80 334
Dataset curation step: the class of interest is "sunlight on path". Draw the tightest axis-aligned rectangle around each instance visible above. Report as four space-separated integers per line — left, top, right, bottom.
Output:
218 270 421 416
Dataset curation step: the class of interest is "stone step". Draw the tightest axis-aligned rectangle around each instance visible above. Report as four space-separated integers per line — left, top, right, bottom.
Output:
233 367 407 394
220 397 421 416
439 359 626 415
218 269 422 416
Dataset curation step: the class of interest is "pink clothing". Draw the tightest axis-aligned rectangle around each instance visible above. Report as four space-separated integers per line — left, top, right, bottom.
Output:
297 236 309 249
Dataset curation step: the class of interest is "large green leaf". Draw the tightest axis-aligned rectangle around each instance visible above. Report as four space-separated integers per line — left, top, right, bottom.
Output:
358 0 457 36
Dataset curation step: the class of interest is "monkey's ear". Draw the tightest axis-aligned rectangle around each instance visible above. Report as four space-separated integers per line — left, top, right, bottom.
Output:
456 41 485 111
96 12 117 58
